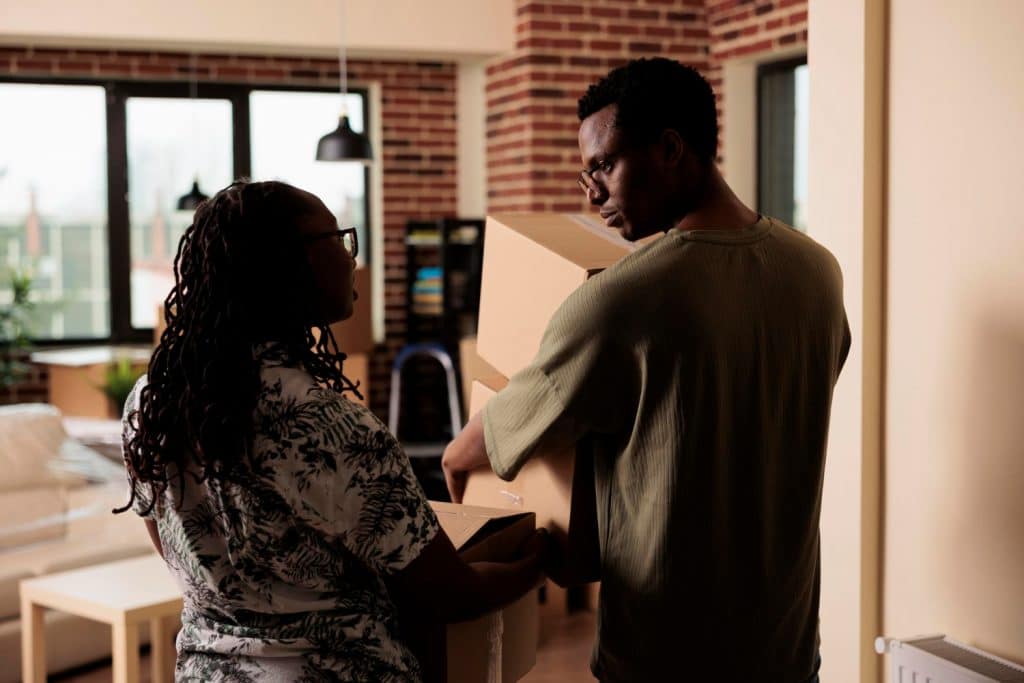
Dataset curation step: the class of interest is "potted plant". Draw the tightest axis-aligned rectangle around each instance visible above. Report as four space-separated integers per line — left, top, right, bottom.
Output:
98 357 146 419
0 269 34 390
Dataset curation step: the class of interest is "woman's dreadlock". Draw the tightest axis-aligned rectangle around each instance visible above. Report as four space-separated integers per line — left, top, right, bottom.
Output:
116 180 361 516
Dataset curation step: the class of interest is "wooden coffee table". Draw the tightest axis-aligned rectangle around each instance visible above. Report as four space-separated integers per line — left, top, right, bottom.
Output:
20 553 182 683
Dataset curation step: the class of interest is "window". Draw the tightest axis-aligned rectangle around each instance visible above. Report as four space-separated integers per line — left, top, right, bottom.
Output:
758 58 809 231
0 78 370 342
0 83 110 339
126 97 234 329
250 91 369 266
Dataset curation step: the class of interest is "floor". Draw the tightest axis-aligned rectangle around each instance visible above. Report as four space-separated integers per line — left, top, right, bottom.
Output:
55 608 598 683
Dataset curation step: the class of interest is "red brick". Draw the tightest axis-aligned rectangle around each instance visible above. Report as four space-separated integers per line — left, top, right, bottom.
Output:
628 41 662 53
549 4 585 15
645 26 677 38
568 21 601 32
591 39 623 51
778 31 800 45
766 18 784 29
526 19 563 31
627 8 660 20
590 6 622 18
608 23 641 36
15 59 54 72
54 60 95 74
789 9 808 24
551 38 584 49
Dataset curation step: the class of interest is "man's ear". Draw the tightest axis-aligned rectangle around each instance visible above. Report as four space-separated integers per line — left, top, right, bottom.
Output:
659 129 686 167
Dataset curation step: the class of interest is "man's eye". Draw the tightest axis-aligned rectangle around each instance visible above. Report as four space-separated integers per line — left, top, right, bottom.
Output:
600 159 614 172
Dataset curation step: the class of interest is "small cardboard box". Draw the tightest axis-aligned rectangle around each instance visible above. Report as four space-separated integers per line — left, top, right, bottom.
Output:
326 265 374 354
476 213 639 378
463 377 600 588
408 502 539 683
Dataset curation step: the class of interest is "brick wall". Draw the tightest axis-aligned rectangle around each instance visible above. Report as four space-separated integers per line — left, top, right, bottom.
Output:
484 0 806 213
486 0 711 213
0 47 458 418
707 0 807 163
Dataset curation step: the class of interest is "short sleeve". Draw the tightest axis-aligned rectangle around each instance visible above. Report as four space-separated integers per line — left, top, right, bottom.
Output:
120 374 156 519
483 270 640 480
287 391 440 576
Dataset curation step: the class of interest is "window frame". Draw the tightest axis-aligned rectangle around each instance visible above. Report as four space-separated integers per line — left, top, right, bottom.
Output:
0 75 371 345
755 54 808 229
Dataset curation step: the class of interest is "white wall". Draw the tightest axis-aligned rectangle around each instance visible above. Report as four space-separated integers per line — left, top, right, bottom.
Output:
457 61 487 218
807 0 886 681
884 0 1024 668
0 0 515 61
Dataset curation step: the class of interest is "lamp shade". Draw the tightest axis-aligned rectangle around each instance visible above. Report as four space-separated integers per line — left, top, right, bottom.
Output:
176 180 209 211
316 114 373 162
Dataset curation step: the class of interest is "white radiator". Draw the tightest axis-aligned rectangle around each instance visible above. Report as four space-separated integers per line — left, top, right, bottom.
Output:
876 635 1024 683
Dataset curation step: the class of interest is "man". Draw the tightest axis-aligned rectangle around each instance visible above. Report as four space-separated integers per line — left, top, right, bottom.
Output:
442 58 850 682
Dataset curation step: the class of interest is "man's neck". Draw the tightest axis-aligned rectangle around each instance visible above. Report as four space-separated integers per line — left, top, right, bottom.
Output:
671 167 760 233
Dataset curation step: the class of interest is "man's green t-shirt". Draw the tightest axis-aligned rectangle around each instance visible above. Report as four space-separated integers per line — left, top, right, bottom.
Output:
483 216 850 682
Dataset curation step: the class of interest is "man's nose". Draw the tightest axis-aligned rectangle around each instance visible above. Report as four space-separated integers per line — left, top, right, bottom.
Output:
587 185 606 206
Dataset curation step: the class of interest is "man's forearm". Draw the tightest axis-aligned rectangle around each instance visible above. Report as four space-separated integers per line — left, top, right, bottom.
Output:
442 411 490 502
444 411 490 472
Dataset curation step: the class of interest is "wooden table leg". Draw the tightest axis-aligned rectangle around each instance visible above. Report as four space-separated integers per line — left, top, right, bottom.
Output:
150 615 176 682
112 617 140 683
19 596 46 683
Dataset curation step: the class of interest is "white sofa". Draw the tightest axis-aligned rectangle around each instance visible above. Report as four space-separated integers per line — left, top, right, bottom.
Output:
0 404 155 681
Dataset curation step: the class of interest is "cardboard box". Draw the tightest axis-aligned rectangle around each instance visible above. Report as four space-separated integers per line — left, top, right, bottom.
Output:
463 377 600 588
326 265 374 354
408 502 539 683
31 347 151 419
342 352 370 407
457 335 499 420
476 213 640 378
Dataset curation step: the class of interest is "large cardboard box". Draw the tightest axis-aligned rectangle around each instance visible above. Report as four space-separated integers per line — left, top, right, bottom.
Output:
407 502 539 683
457 335 498 420
343 352 370 407
326 265 374 353
462 377 600 588
476 214 639 378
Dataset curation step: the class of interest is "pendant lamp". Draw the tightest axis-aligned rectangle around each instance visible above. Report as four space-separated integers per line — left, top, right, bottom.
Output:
177 53 209 210
316 0 372 162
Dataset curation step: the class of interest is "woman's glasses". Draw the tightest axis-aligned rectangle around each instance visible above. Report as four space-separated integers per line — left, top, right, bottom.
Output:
304 227 358 259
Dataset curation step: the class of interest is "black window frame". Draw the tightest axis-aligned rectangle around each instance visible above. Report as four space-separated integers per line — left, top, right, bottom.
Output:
0 75 371 346
756 55 807 229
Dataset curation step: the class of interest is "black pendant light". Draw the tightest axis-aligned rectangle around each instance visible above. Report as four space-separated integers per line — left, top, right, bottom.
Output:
177 53 210 211
316 0 372 163
176 178 208 210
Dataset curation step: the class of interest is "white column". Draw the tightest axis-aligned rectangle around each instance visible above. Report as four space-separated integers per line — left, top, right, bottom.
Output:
807 0 886 681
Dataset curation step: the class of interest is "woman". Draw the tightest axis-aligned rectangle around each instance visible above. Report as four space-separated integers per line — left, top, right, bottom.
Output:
117 180 544 681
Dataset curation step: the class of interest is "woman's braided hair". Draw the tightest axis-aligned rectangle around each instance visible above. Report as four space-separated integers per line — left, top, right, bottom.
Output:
116 180 361 515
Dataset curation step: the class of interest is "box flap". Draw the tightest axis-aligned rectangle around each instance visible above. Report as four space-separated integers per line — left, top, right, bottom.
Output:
488 213 633 269
430 501 531 551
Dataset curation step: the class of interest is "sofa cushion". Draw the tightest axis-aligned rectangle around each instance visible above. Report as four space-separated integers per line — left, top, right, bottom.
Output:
0 486 66 551
0 534 153 621
0 404 116 492
0 565 32 621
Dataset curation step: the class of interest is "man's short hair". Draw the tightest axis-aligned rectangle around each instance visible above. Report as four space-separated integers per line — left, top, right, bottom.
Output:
578 57 719 164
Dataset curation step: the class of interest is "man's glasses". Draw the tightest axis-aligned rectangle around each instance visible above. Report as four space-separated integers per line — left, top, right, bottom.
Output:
577 169 603 199
304 227 358 259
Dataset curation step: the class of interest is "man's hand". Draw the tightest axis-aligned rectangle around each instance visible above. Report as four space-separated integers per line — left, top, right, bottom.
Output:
442 411 490 503
442 460 469 504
